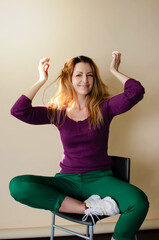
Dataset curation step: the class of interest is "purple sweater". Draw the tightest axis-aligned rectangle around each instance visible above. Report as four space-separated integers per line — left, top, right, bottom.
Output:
10 79 145 174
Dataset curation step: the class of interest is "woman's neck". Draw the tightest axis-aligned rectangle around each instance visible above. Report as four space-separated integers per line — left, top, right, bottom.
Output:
75 95 88 110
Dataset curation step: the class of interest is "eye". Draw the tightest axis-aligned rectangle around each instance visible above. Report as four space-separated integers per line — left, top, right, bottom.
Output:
88 74 93 77
76 74 82 77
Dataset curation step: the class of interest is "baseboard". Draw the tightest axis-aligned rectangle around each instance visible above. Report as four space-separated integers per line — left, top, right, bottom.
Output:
1 219 159 239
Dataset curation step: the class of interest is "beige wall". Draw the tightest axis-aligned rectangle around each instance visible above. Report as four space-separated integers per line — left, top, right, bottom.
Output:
1 0 159 238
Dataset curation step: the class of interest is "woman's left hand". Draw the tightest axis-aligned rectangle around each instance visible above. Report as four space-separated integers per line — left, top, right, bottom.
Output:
110 51 121 73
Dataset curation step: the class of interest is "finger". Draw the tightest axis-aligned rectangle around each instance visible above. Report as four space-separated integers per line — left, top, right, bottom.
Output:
112 52 118 60
112 50 120 54
117 53 121 63
42 61 50 70
112 51 121 58
40 58 50 65
44 64 50 72
38 62 50 74
112 52 116 57
112 50 119 55
40 57 50 62
113 53 121 63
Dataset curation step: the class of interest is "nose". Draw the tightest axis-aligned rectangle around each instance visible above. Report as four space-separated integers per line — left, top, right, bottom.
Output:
82 75 89 83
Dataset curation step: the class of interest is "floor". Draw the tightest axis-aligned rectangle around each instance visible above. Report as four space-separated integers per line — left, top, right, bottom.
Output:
8 229 159 240
54 229 159 240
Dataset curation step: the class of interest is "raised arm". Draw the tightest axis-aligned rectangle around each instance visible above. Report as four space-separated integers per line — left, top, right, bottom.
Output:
25 58 50 100
110 51 130 84
10 58 52 125
103 51 145 121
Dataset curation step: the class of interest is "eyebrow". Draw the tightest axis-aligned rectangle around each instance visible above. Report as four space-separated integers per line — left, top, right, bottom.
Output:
75 71 93 74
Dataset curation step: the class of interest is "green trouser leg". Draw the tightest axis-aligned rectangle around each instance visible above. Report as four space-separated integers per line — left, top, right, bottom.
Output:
9 170 149 240
9 175 67 212
79 171 149 240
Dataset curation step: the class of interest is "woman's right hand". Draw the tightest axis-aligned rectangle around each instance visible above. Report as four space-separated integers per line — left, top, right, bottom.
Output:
38 58 50 82
110 51 121 73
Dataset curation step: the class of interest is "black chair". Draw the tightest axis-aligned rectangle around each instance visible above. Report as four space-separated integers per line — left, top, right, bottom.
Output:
50 156 137 240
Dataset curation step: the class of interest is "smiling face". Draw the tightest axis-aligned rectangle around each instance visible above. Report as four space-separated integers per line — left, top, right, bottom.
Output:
72 62 94 97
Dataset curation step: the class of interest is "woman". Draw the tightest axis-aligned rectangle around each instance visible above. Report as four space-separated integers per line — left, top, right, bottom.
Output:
9 51 149 240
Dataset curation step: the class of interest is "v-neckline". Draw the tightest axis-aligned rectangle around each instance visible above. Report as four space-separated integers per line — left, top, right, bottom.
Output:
65 108 89 123
66 114 89 123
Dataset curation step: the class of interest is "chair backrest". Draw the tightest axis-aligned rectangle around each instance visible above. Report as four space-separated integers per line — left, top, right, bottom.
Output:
111 156 130 183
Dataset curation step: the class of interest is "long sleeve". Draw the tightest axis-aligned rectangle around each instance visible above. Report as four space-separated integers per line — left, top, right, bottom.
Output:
106 78 145 121
10 95 51 125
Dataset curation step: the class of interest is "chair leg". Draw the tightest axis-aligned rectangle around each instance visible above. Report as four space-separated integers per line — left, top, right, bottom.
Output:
134 234 138 240
89 225 94 240
50 213 55 240
86 225 89 237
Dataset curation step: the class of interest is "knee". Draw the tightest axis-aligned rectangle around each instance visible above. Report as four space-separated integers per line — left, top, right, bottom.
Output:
9 175 30 202
132 188 149 215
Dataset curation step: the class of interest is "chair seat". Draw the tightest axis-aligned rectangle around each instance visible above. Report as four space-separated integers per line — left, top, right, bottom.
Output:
53 211 109 226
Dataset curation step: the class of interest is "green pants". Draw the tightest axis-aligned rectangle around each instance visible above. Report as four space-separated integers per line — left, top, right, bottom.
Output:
9 170 149 240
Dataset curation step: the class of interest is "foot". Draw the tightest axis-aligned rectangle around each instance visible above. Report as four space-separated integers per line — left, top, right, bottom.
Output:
84 195 101 208
83 195 119 224
98 196 120 216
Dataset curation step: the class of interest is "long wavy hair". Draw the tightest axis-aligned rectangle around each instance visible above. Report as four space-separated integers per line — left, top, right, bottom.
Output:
47 56 110 129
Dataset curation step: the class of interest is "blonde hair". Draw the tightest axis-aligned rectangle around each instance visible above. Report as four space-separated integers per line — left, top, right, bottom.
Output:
47 56 110 129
